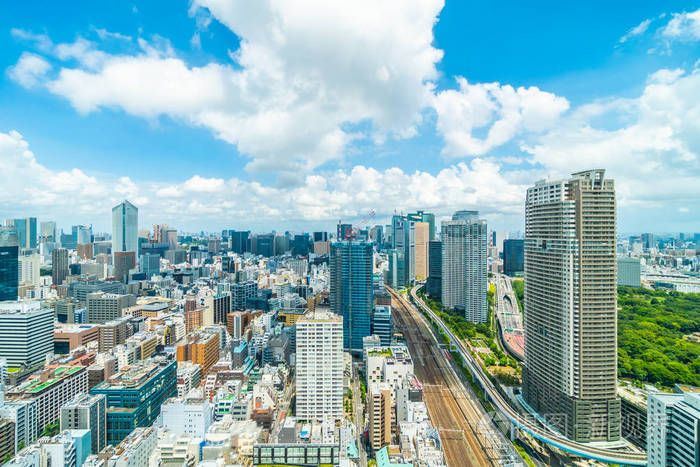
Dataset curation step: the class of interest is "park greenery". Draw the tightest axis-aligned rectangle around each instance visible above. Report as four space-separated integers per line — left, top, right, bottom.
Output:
617 286 700 388
421 283 700 388
511 279 524 313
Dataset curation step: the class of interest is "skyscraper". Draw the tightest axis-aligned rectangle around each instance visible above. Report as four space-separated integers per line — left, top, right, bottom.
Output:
407 211 436 241
523 169 620 442
330 241 373 352
111 200 138 256
414 221 429 279
390 215 415 286
0 227 19 301
295 311 343 422
426 240 442 299
503 239 524 276
52 248 69 286
441 214 487 323
10 218 37 249
39 221 56 243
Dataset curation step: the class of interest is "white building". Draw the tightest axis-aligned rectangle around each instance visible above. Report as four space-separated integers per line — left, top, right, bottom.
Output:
0 301 53 368
441 215 487 323
295 311 343 422
365 346 414 387
647 389 700 467
106 427 156 467
18 251 40 288
160 395 213 437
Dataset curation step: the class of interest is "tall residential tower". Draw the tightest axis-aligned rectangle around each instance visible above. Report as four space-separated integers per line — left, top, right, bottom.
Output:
523 169 620 442
441 212 487 323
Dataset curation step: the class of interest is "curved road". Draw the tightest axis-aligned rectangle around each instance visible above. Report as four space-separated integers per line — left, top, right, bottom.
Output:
407 284 647 467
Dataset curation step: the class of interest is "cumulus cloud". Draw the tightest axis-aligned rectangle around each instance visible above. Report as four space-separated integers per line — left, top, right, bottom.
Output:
0 131 111 216
662 8 700 41
9 0 445 176
0 130 524 230
522 67 700 210
433 77 569 157
7 53 52 88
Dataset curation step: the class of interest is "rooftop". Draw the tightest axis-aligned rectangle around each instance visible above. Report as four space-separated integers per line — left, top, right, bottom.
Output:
93 359 172 391
17 366 83 395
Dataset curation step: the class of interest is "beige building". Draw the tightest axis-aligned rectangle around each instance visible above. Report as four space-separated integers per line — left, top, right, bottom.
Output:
414 222 429 279
368 382 393 451
523 169 620 442
54 324 100 353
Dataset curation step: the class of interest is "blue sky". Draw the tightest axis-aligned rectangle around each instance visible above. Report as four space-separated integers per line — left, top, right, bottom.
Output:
0 1 699 234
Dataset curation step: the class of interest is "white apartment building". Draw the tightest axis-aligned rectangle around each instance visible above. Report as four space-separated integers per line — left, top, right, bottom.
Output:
160 395 213 437
295 311 343 422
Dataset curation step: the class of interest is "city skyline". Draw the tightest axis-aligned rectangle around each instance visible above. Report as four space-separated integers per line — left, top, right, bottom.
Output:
0 2 698 466
1 1 700 232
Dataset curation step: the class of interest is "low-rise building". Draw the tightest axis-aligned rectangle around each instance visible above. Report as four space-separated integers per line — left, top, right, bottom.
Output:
160 393 213 437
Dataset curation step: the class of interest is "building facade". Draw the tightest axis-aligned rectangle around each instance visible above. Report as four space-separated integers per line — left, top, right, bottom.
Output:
441 215 487 323
295 311 343 422
52 248 69 287
0 301 53 368
503 239 524 276
617 257 641 288
91 358 177 445
426 240 442 300
111 200 138 256
523 169 620 442
60 393 107 454
647 389 700 467
330 241 373 352
0 227 19 301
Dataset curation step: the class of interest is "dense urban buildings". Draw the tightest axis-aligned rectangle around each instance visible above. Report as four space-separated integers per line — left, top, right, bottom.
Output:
59 393 107 454
91 358 177 445
523 169 621 442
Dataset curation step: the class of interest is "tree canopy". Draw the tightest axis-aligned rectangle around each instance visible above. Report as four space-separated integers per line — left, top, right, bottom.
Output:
617 286 700 387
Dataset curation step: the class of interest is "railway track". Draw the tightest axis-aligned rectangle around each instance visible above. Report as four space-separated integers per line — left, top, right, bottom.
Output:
388 287 497 467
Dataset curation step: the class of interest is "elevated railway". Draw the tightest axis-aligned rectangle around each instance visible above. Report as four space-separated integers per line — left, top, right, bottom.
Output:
407 284 647 466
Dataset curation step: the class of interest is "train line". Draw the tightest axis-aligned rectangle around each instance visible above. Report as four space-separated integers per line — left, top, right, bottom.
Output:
408 284 648 467
388 286 515 467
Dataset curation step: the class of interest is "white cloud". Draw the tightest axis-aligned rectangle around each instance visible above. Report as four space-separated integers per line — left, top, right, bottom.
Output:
0 131 110 215
433 77 569 157
7 53 52 88
9 0 445 176
93 28 132 42
522 67 700 211
662 8 700 41
10 28 53 52
619 18 652 43
55 37 109 70
0 130 524 230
